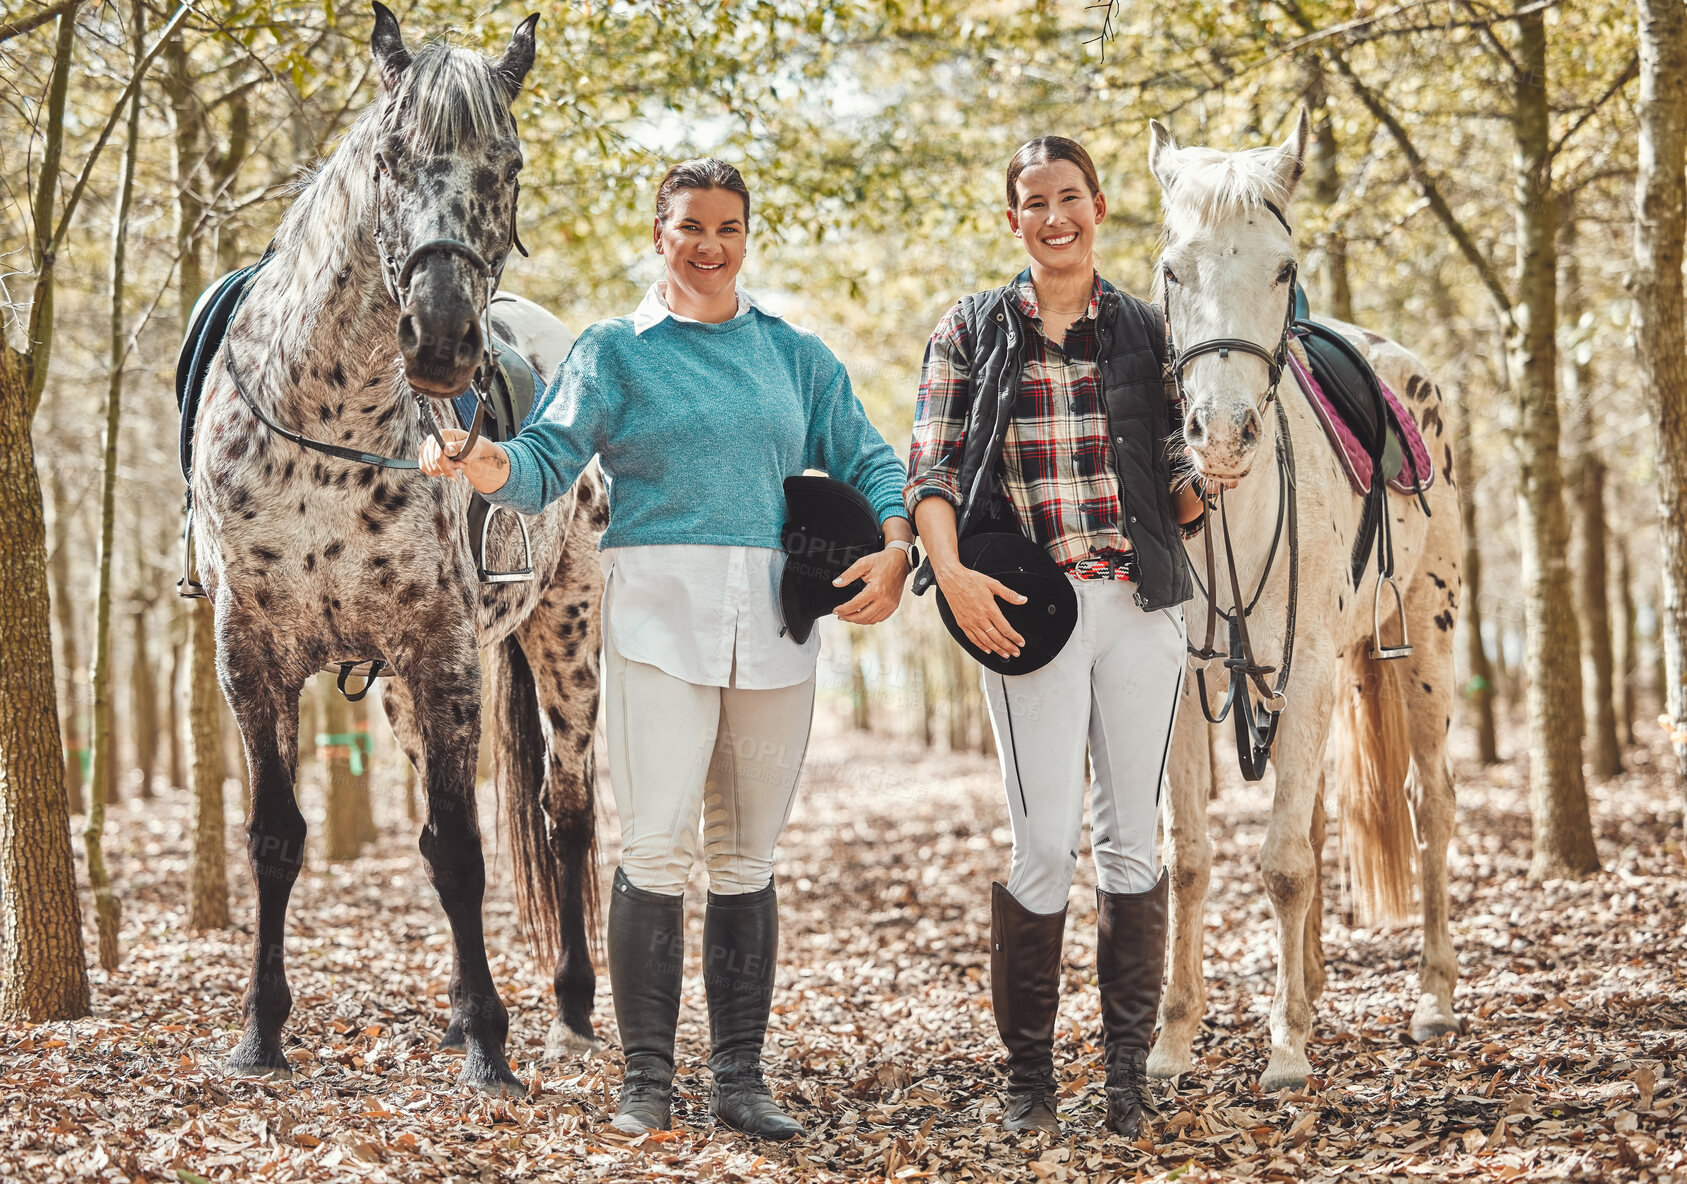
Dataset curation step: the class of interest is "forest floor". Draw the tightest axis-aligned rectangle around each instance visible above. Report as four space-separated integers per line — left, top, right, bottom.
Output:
1 703 1684 1183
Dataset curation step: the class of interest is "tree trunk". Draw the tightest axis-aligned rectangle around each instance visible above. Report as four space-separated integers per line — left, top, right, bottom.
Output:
167 636 186 790
0 4 91 1021
84 4 146 963
1634 0 1687 798
129 604 158 797
946 641 969 751
187 600 229 929
0 346 90 1019
849 629 871 732
1305 59 1354 323
1451 386 1499 763
1575 461 1621 776
1617 536 1638 746
48 469 85 816
1509 6 1598 879
352 692 377 845
323 689 362 862
1559 209 1622 778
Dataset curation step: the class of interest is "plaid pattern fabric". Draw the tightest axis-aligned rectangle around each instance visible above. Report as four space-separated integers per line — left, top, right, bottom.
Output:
907 272 1137 568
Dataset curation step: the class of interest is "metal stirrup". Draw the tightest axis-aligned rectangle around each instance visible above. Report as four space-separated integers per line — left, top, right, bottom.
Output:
1370 574 1413 660
478 504 534 584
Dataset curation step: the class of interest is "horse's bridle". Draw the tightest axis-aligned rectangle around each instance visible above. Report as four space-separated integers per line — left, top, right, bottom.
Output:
1165 197 1302 783
221 153 525 472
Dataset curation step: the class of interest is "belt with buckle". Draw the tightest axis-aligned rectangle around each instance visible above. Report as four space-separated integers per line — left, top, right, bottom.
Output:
1062 550 1138 582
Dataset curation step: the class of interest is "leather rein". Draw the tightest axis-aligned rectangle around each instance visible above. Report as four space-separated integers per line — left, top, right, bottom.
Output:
220 158 527 471
1165 198 1301 783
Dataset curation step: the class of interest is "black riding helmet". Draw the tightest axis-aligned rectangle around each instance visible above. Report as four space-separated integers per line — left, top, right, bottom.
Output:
935 532 1077 676
778 475 884 644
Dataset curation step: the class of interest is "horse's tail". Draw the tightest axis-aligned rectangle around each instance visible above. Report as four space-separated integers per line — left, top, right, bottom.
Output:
495 633 597 965
1330 648 1418 923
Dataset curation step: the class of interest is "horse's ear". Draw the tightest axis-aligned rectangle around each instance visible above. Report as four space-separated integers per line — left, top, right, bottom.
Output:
494 13 540 102
371 2 411 91
1149 119 1178 191
1273 106 1311 198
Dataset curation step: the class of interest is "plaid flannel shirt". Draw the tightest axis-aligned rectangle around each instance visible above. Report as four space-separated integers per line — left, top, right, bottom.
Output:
906 272 1199 570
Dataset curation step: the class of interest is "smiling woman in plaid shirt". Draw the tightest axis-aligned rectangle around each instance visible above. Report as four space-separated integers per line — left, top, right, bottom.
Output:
905 138 1210 1139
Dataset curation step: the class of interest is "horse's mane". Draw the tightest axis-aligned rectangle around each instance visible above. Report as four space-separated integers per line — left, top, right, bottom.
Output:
1159 145 1295 231
272 40 512 264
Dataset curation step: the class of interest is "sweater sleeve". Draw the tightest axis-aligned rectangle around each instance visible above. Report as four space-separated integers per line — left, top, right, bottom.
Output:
802 343 908 526
483 327 611 516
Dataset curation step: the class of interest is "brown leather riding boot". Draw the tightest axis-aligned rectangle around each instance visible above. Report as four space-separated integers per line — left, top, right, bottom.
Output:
1096 871 1169 1138
990 882 1067 1135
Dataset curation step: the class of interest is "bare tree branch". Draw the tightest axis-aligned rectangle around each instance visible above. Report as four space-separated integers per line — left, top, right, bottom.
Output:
0 0 80 46
1548 53 1640 162
44 2 191 260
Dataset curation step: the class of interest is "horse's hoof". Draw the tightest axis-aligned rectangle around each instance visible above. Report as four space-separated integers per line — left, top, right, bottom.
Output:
1146 1042 1194 1081
226 1035 293 1081
460 1048 526 1097
544 1018 604 1061
1259 1053 1311 1095
1409 996 1461 1043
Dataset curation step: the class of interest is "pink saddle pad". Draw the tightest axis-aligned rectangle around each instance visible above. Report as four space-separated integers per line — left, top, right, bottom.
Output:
1287 351 1435 497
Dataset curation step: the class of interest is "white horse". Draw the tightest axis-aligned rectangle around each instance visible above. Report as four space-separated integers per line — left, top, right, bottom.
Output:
1143 110 1464 1092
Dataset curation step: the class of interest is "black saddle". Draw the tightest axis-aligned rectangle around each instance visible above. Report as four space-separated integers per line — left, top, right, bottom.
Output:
1290 285 1427 591
176 248 273 483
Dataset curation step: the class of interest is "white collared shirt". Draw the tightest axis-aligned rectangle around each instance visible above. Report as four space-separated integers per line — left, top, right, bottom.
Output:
601 281 818 690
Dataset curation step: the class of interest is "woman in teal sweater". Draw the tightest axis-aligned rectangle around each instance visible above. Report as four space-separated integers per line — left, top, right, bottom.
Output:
422 159 913 1140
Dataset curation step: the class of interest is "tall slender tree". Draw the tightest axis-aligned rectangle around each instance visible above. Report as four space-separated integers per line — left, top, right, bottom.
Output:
1633 0 1687 800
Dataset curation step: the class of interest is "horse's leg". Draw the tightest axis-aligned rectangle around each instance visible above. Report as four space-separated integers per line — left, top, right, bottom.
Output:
1147 689 1212 1080
1258 660 1337 1094
1304 772 1327 1004
382 676 474 1052
220 623 309 1080
1403 589 1461 1042
512 562 605 1059
394 635 523 1095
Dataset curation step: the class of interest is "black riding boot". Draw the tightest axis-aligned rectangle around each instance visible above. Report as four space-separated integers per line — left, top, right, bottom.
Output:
607 868 684 1135
703 883 803 1141
991 882 1067 1135
1097 871 1169 1138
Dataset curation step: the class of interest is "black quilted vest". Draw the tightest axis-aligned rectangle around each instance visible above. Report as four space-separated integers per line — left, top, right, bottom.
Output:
912 279 1194 612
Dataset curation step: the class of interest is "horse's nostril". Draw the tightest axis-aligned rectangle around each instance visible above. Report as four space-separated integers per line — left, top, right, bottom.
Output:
456 318 482 367
1239 409 1262 447
397 314 419 357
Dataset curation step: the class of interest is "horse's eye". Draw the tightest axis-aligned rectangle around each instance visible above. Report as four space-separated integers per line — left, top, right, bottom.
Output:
505 163 522 183
375 152 391 175
1162 264 1180 286
1276 262 1295 285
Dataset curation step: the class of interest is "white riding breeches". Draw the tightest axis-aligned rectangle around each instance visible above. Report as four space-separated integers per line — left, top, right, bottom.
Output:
982 578 1187 914
604 643 816 897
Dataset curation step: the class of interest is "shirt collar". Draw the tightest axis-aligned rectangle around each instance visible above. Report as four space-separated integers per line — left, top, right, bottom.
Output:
631 280 777 335
1010 268 1105 324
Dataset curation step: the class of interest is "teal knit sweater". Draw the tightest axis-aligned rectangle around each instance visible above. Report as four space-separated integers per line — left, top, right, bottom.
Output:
487 309 907 548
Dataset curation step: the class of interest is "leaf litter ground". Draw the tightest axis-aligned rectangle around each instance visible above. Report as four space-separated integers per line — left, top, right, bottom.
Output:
2 710 1683 1182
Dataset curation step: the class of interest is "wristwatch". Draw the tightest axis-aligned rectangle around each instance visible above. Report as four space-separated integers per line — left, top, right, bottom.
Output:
886 539 920 569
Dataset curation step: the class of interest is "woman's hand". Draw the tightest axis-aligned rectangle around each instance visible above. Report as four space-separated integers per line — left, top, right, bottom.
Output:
831 548 912 626
419 428 511 494
934 561 1027 659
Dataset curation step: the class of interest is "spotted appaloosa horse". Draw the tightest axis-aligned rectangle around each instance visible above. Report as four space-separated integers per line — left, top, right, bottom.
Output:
190 6 605 1095
1143 110 1464 1093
